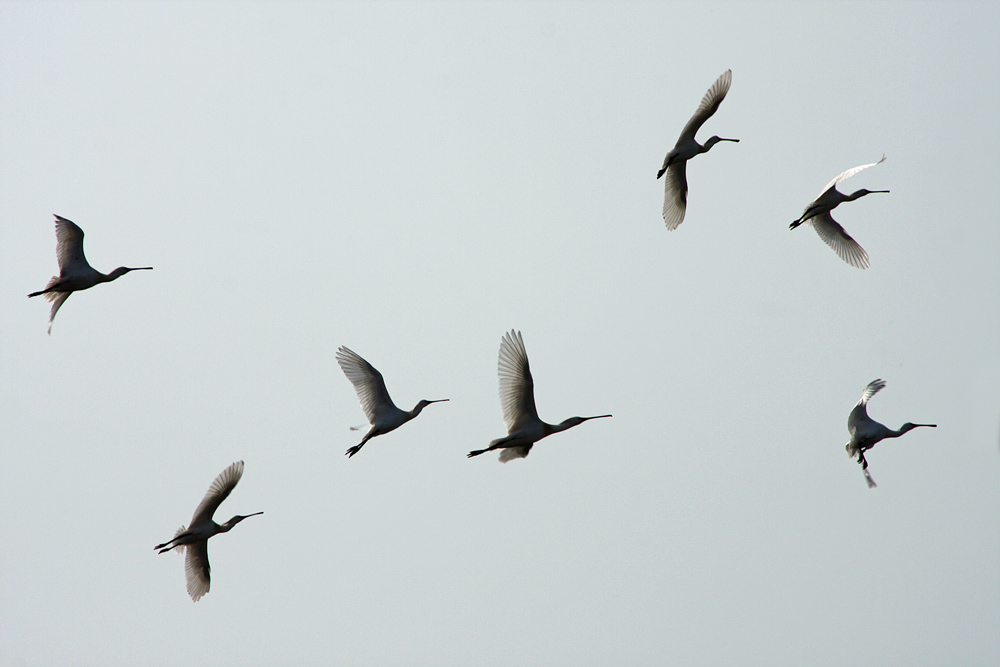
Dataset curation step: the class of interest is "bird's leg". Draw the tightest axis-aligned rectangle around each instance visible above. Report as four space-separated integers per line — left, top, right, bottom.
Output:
155 538 181 553
345 430 376 458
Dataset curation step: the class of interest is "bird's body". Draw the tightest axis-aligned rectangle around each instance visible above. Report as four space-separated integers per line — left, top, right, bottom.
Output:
155 461 262 602
845 379 936 488
336 346 448 458
657 69 738 230
28 215 152 333
467 330 611 462
790 156 889 269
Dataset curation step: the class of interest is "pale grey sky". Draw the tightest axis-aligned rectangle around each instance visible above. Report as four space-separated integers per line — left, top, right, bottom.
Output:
2 2 999 666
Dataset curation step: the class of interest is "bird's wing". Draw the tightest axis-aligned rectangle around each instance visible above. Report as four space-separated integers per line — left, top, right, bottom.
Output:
809 212 870 269
53 215 89 274
184 540 211 602
817 155 886 198
336 346 396 423
498 330 539 433
190 461 244 526
662 161 688 230
849 379 886 432
861 379 886 404
676 69 732 144
46 291 71 334
499 444 533 462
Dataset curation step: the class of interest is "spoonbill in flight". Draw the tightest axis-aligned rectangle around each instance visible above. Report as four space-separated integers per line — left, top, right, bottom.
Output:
657 69 739 230
790 155 889 269
468 330 611 462
846 379 936 488
336 346 449 458
28 215 152 333
155 461 262 602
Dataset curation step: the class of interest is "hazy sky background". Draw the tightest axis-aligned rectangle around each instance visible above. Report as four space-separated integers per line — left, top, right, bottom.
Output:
2 2 999 666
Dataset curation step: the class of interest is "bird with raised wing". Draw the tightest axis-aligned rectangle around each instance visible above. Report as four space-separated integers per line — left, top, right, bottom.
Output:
468 330 611 462
790 156 889 269
155 461 262 602
336 346 448 458
28 215 152 333
846 379 936 488
657 69 738 230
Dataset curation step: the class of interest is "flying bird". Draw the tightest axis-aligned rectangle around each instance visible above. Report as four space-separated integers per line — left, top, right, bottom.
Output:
468 330 611 462
155 461 262 602
28 215 152 333
845 379 936 488
657 69 738 230
336 346 448 458
790 156 889 269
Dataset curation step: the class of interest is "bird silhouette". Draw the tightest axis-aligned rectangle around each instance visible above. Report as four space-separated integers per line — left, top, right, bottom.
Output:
846 379 936 488
336 346 448 458
790 156 888 269
155 461 262 601
468 330 611 462
28 215 152 333
657 70 738 230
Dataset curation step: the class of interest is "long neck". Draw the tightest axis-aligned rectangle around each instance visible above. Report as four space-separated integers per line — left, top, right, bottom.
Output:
408 399 446 419
549 420 580 434
102 267 130 283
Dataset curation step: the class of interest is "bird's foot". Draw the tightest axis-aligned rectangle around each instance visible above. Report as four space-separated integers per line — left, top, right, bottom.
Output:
346 445 362 458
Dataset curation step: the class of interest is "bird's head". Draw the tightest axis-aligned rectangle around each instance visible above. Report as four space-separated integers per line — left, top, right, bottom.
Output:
412 399 449 414
704 136 739 151
900 422 936 433
847 188 890 201
560 414 613 427
107 266 154 280
221 512 263 530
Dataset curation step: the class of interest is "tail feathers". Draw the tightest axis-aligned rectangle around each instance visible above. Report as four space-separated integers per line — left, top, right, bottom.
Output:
172 526 187 554
27 276 60 298
42 277 62 301
498 445 532 463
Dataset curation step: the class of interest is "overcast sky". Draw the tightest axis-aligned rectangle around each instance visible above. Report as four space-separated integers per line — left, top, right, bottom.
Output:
2 2 999 666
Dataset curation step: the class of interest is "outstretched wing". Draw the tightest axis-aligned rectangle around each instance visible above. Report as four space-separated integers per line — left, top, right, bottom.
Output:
860 379 886 405
809 212 870 269
184 540 211 602
498 330 538 434
336 346 397 423
849 379 886 433
676 69 732 145
499 444 533 462
662 161 688 230
817 155 886 198
53 215 89 274
190 461 244 526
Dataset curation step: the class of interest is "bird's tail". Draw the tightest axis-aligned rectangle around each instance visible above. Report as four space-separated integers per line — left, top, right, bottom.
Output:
28 276 60 299
156 526 188 554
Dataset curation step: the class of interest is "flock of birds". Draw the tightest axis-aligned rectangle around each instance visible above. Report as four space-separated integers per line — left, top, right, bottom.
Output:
28 70 936 602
